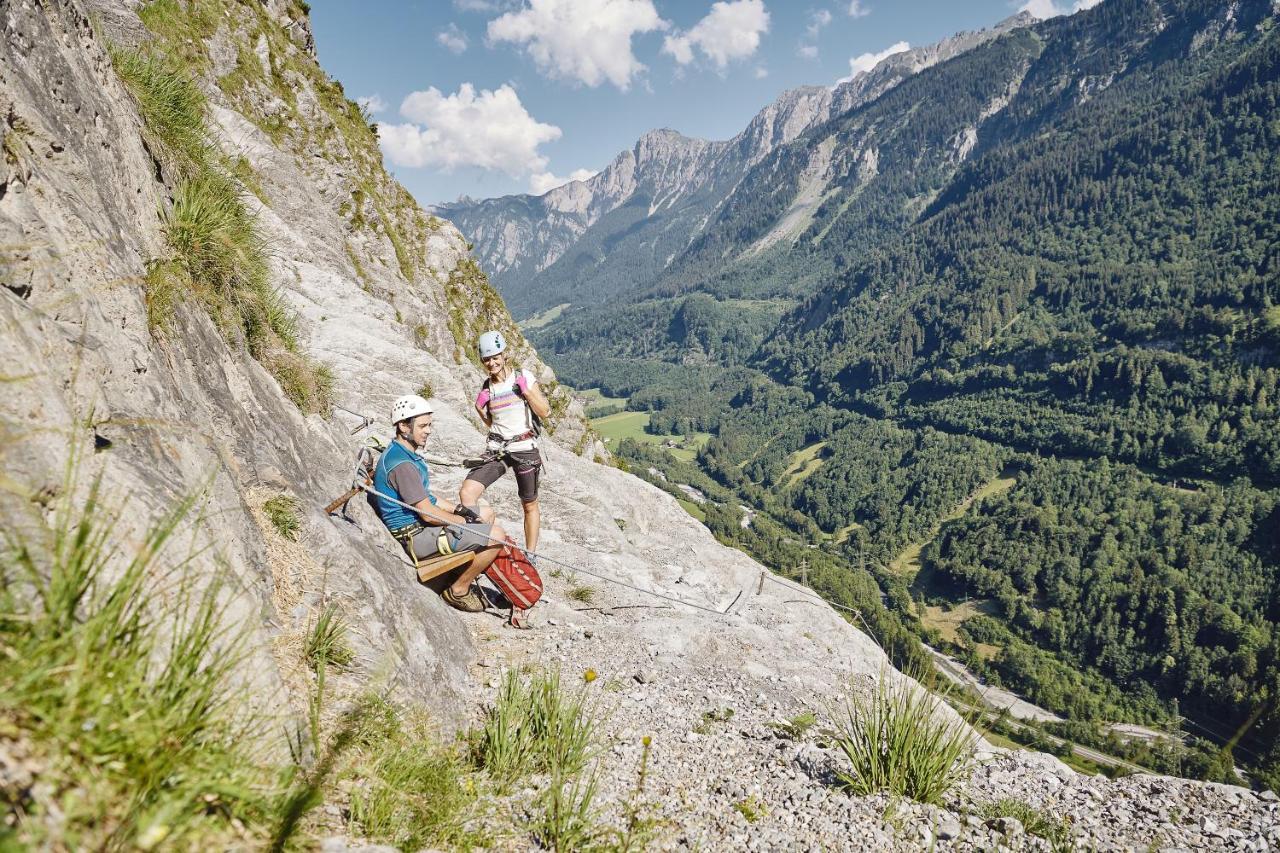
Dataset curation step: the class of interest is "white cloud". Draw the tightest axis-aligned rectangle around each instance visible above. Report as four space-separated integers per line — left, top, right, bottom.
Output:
356 94 387 114
455 0 509 12
798 7 830 59
488 0 667 90
662 0 770 70
806 8 832 38
378 83 561 177
754 65 769 78
437 24 469 53
1018 0 1101 18
837 39 908 81
529 167 599 194
847 0 869 17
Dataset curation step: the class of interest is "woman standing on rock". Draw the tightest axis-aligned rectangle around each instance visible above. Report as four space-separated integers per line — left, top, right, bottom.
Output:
460 330 551 560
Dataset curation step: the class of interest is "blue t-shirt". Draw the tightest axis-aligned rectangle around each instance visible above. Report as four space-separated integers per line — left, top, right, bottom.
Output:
371 440 436 530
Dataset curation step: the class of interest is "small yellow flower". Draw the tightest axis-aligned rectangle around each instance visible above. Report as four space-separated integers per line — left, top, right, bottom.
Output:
583 668 598 683
642 735 652 747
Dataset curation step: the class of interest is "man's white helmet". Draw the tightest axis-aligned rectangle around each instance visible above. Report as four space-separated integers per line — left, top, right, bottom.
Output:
390 394 433 425
477 330 506 359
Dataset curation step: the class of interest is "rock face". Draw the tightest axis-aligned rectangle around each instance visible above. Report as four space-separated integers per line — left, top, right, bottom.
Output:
436 12 1037 317
1 0 1275 848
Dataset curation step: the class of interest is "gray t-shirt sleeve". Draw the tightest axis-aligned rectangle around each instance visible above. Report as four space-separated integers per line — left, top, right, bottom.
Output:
386 461 432 510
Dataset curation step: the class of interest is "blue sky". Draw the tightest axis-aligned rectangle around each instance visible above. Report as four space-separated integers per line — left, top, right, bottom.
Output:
308 0 1082 206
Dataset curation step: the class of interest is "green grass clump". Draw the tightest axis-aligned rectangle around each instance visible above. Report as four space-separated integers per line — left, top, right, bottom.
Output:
567 581 596 604
693 707 734 735
472 668 596 788
733 795 768 824
0 467 269 849
304 604 354 672
829 671 976 804
343 698 485 850
263 493 301 540
109 46 208 173
534 770 603 852
768 710 818 740
981 798 1073 851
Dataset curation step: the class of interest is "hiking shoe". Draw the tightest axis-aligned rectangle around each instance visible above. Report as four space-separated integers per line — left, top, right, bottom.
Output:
442 584 485 613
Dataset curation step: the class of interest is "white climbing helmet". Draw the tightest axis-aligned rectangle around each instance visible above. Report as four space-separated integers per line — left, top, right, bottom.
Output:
477 330 506 359
390 394 433 425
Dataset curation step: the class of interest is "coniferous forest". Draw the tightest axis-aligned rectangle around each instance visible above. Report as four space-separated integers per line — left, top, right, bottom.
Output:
489 0 1280 787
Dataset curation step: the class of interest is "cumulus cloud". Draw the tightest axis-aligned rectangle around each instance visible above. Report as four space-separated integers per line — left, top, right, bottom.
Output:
837 39 908 81
437 24 469 53
847 0 869 16
488 0 667 90
662 0 770 70
1019 0 1101 18
378 83 561 177
357 94 387 114
754 65 769 78
529 167 599 194
798 44 818 59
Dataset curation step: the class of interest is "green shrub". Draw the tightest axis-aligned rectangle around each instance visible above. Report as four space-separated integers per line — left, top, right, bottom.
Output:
417 380 434 399
829 671 975 804
304 604 354 672
472 668 596 788
0 466 269 849
262 493 301 540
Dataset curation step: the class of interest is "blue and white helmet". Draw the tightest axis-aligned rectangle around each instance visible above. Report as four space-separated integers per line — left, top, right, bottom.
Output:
477 330 507 359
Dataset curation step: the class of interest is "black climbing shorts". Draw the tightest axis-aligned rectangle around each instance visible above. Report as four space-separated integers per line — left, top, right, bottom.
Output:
465 448 542 502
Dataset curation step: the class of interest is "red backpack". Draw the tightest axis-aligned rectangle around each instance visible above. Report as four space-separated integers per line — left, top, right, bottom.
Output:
485 536 543 628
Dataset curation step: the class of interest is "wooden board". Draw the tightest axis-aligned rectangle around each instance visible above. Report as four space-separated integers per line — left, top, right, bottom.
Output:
416 551 473 583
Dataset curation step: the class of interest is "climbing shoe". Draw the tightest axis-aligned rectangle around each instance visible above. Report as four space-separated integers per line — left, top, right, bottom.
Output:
442 583 485 613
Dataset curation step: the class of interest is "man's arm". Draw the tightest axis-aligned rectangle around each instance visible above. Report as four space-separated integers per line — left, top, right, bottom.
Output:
387 463 468 526
411 497 468 526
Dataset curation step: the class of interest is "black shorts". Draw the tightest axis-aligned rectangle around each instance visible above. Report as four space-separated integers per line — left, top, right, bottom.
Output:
465 448 542 502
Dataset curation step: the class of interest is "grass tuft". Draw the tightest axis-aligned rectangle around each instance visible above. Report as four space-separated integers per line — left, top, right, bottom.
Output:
304 603 354 672
567 581 596 604
768 710 818 740
0 463 268 849
344 697 486 850
981 798 1073 851
109 47 208 174
472 668 596 789
263 493 301 540
733 795 768 824
829 670 976 804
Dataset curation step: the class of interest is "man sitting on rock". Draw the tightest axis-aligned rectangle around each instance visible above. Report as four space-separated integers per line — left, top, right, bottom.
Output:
369 394 506 613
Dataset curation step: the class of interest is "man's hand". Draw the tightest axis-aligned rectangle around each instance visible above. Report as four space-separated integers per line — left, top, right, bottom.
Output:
454 503 481 524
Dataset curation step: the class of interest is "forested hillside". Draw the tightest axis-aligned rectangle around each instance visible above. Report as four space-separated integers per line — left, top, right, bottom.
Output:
496 0 1280 787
